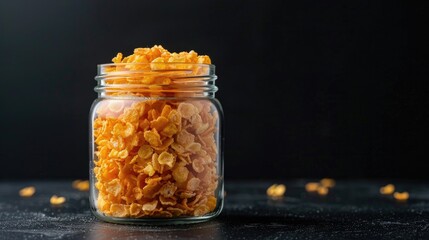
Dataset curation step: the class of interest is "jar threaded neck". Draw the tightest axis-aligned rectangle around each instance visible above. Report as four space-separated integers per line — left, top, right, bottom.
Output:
95 63 217 98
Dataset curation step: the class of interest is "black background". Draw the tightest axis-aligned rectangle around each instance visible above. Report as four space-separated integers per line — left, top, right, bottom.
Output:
0 0 427 180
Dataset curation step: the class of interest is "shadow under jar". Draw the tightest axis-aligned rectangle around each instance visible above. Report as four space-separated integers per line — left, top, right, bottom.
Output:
89 63 224 224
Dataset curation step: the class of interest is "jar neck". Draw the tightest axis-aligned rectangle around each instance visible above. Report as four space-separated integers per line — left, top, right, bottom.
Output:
94 63 218 98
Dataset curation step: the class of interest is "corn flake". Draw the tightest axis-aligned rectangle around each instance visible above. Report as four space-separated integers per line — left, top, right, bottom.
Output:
393 192 409 201
19 186 36 197
320 178 335 188
130 203 142 216
317 186 329 196
380 184 395 195
144 129 162 147
160 195 177 206
157 151 176 168
305 182 320 192
172 166 189 183
192 158 205 173
72 180 90 191
106 179 122 197
110 204 129 217
176 130 195 146
138 145 153 159
142 200 158 211
266 184 286 198
50 195 66 205
186 178 201 191
178 103 197 119
150 116 169 131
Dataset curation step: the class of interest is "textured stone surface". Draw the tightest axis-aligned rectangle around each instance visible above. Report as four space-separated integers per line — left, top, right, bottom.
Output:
1 180 429 239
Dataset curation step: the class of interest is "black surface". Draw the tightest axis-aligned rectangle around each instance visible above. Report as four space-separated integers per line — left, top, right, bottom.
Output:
1 180 429 239
1 1 428 180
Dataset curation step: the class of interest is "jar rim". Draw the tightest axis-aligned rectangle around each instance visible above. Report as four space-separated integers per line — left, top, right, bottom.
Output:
94 62 217 97
97 63 216 76
98 63 215 67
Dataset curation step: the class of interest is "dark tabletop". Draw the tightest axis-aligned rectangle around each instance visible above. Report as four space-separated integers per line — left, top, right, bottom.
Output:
1 180 429 240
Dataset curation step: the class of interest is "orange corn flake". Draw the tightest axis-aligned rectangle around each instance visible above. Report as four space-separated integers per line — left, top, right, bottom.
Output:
393 192 409 201
72 180 90 191
266 184 286 198
320 178 335 188
306 178 334 195
305 182 320 192
380 184 395 195
93 47 219 218
19 186 36 197
50 195 66 205
317 186 329 196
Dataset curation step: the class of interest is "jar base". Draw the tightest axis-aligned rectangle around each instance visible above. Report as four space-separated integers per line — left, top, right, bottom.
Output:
90 206 222 225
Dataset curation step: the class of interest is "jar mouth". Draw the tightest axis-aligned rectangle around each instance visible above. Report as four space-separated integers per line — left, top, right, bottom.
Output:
97 62 215 67
95 63 217 98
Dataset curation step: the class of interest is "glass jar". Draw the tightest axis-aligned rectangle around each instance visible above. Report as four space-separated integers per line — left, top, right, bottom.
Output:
89 62 224 224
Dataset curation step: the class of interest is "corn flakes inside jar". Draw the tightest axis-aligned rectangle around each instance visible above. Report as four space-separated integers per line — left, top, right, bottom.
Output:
89 45 224 224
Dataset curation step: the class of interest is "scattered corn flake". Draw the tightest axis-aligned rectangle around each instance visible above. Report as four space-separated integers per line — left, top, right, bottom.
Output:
72 180 81 188
320 178 335 188
19 186 36 197
72 180 90 191
380 184 395 195
50 195 66 205
266 184 286 198
317 186 329 196
305 182 320 192
394 192 409 201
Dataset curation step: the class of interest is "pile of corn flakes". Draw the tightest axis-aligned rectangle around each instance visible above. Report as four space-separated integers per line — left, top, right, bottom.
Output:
101 45 212 98
92 46 219 218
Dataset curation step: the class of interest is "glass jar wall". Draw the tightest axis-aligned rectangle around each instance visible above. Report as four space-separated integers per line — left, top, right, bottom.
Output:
89 63 223 224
